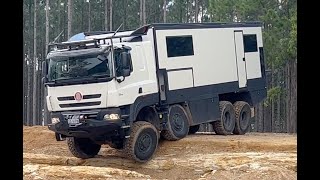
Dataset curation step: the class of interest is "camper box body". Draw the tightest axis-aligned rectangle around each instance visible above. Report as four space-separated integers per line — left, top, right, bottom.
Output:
45 22 267 162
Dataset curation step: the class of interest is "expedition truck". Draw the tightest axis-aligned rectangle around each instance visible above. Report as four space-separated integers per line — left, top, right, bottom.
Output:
43 22 267 162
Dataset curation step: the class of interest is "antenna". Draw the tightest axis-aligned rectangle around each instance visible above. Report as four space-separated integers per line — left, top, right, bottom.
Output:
52 30 64 44
47 30 64 53
109 23 123 80
111 23 123 38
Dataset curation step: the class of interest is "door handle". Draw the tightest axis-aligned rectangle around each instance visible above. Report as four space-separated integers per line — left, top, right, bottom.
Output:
243 57 245 61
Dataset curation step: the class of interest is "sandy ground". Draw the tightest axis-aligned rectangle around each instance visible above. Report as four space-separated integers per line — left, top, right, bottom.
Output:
23 126 297 180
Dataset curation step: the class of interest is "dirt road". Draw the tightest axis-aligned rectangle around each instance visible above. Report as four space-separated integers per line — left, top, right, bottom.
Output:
23 126 297 179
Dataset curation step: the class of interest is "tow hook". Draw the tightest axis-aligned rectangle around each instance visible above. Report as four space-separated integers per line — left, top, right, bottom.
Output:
55 133 66 141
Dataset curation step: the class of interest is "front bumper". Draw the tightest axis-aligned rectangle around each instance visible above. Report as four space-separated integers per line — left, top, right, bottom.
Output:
48 108 123 139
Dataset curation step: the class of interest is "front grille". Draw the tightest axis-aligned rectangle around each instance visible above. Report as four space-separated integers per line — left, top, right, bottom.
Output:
59 101 101 108
57 94 101 101
62 111 99 120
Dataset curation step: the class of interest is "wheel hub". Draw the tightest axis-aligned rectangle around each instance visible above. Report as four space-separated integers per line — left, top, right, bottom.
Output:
224 111 231 128
138 134 152 152
172 113 184 131
240 111 249 130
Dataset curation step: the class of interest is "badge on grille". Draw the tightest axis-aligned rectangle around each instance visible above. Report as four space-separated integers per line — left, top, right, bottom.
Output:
74 92 83 101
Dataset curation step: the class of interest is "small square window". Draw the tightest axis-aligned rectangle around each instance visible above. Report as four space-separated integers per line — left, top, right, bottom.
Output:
244 34 258 52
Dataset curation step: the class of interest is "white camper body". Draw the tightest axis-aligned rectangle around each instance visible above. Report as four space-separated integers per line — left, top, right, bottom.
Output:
45 22 267 162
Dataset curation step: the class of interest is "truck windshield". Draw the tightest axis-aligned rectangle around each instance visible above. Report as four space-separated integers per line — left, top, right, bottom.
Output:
48 52 112 82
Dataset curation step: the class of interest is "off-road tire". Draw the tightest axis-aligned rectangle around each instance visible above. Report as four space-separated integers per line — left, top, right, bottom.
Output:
124 121 159 162
212 101 236 135
161 104 190 141
67 137 101 159
233 101 251 135
188 125 200 134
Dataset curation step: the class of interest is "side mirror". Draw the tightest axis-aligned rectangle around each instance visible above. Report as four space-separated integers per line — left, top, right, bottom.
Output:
122 69 131 77
42 61 48 75
120 52 129 67
42 61 48 84
120 51 132 77
42 76 48 84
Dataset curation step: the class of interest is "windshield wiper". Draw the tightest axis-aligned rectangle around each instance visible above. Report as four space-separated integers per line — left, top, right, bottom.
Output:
91 74 110 78
56 77 72 81
45 77 71 85
45 74 111 86
44 81 55 85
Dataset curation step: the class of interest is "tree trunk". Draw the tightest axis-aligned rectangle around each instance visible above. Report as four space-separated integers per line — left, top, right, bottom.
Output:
271 66 275 132
33 0 38 125
44 0 50 125
45 0 49 53
285 61 290 133
293 60 297 133
258 102 264 132
252 104 258 132
281 86 286 132
264 103 271 132
88 0 91 32
23 55 28 125
143 0 146 25
23 1 27 125
201 0 204 22
186 0 189 22
188 0 192 22
140 0 143 26
109 0 113 30
277 69 282 132
163 0 167 23
27 0 33 125
123 0 127 29
288 62 292 133
29 0 33 51
67 0 72 39
152 1 156 23
27 53 33 125
100 0 104 31
38 62 43 125
289 60 297 133
195 0 198 23
104 0 108 31
58 0 61 38
81 0 84 31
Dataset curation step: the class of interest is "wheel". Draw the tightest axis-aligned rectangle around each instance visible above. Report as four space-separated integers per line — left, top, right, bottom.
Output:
161 104 190 141
233 101 251 135
212 101 236 135
188 125 200 134
124 121 159 162
67 137 101 159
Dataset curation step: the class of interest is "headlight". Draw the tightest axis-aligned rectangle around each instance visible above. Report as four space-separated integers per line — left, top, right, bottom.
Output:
51 117 60 124
104 113 120 120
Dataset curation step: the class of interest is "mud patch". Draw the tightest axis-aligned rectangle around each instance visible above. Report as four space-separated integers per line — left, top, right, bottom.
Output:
23 126 297 179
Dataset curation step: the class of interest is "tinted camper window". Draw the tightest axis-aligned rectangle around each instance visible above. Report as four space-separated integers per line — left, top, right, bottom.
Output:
166 36 194 57
244 34 258 52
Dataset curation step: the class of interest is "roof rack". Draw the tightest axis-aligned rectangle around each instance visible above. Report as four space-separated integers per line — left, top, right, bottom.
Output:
48 39 100 51
48 32 145 52
84 31 115 36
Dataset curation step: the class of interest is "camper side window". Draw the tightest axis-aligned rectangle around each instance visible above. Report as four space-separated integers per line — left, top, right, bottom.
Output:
166 35 194 57
243 34 258 52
